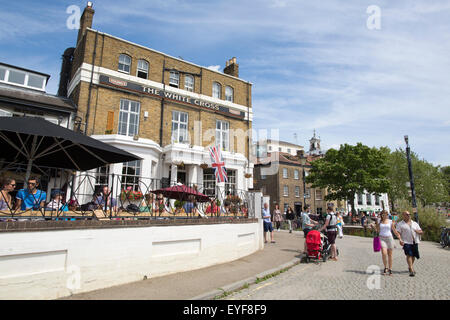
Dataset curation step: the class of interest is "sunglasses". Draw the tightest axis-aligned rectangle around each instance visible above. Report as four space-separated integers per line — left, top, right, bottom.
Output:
10 184 16 186
27 182 37 186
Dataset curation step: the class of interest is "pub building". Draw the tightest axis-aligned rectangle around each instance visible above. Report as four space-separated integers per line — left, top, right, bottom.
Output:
58 3 253 199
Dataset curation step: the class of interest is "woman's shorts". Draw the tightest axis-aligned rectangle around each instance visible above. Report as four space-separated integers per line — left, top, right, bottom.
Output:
379 236 395 249
327 231 337 244
263 221 274 232
403 243 420 259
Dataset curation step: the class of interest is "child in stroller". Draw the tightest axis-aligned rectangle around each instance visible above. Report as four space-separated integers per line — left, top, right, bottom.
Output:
305 225 338 263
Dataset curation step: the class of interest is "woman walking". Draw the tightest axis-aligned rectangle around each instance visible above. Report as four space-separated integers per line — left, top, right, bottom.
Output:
375 210 402 276
286 207 295 233
336 212 344 238
273 204 283 231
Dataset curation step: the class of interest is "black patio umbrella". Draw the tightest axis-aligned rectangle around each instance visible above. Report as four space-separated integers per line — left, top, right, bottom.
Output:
0 117 141 179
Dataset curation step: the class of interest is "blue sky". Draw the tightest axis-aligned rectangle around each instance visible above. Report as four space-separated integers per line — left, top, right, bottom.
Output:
1 0 449 166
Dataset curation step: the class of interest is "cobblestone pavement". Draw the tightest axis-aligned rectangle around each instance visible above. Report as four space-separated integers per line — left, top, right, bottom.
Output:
224 234 450 300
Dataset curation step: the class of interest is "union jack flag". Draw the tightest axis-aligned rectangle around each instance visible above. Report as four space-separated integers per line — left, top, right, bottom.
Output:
209 145 227 183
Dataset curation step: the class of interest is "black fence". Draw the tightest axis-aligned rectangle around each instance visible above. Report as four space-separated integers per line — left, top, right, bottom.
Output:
0 163 252 221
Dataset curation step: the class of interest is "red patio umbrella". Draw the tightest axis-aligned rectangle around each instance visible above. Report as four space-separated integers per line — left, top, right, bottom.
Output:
150 184 210 202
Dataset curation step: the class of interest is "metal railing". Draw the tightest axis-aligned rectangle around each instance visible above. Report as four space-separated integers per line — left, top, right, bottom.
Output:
0 163 251 221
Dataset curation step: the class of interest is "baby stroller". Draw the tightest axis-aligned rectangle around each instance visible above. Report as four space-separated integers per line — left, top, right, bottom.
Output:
305 227 337 263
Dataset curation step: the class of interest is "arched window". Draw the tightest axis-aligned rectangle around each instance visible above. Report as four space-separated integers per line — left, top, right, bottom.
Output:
118 54 131 73
137 60 149 79
184 74 194 92
212 82 221 99
225 86 233 102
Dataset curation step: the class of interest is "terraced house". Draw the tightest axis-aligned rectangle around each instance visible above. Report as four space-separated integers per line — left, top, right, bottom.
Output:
58 3 253 196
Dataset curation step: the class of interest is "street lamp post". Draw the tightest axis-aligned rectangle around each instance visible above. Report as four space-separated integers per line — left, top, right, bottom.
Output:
404 135 419 224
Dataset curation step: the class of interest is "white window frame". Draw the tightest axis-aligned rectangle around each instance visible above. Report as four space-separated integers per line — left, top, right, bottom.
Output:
118 54 131 74
294 169 299 180
169 71 179 88
0 109 12 117
212 82 221 99
295 186 300 198
216 120 229 151
0 66 46 91
172 111 189 144
283 168 288 178
121 160 142 191
283 185 289 197
315 189 323 201
137 59 149 79
225 86 233 102
184 74 194 92
118 99 140 137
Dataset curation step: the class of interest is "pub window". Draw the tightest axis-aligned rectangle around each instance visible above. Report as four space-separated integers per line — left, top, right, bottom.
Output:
203 168 216 197
172 110 188 144
118 99 140 137
137 60 149 79
225 86 233 102
95 165 110 188
294 169 299 180
375 194 380 206
282 168 288 178
225 170 236 195
295 186 300 198
169 71 179 88
8 69 26 85
283 185 289 197
185 75 194 92
121 160 142 191
216 120 229 151
118 54 131 74
212 82 221 99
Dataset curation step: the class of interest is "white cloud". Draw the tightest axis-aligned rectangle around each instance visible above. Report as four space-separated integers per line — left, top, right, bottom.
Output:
207 65 221 72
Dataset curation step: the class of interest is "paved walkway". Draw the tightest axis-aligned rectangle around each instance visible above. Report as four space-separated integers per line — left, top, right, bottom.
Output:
224 234 450 300
63 230 303 300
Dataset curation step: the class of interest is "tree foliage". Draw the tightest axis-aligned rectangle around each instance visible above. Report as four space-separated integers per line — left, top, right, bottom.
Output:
305 143 390 214
385 149 448 206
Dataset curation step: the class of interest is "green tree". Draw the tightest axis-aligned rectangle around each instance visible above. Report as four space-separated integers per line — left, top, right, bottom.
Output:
385 149 448 207
305 143 390 217
441 166 450 199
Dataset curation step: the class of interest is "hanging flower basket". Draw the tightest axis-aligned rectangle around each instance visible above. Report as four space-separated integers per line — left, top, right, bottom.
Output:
244 173 252 178
200 163 209 169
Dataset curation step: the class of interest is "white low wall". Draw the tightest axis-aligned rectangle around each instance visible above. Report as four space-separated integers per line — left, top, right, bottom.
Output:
0 221 263 300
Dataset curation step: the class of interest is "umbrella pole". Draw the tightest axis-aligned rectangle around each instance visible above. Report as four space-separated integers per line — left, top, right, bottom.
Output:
24 135 38 183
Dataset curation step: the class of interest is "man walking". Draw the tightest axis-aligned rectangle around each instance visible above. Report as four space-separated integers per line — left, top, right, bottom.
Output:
301 206 318 253
262 203 275 243
319 206 338 261
396 211 423 277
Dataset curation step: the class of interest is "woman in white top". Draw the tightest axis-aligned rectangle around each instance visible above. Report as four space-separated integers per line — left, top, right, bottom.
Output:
375 210 401 276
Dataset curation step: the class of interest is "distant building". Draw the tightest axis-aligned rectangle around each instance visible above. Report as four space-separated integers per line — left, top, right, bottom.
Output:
253 139 304 159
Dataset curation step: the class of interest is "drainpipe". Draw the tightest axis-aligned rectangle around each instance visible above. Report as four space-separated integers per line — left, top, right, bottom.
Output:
84 30 99 135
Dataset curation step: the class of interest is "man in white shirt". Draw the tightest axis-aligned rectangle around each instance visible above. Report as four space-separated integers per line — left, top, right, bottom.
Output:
396 211 423 277
262 203 275 243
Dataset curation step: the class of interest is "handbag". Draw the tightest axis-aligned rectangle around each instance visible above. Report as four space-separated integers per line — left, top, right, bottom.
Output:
373 233 381 252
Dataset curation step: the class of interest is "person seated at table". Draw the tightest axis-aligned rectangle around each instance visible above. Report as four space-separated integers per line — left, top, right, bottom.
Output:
94 186 117 213
183 195 197 217
15 177 46 211
0 177 16 212
206 198 220 217
45 190 68 212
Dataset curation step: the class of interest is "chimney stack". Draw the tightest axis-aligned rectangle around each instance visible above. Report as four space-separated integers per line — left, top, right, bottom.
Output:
223 57 239 78
77 2 95 45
